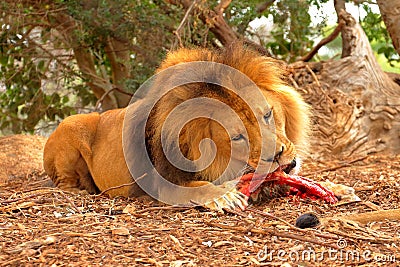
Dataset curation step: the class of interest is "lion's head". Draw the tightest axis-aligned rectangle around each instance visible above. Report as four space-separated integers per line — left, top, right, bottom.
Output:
144 44 310 187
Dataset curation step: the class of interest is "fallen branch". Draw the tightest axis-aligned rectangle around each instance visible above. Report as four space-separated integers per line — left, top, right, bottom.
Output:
1 188 71 205
323 226 393 244
333 208 400 224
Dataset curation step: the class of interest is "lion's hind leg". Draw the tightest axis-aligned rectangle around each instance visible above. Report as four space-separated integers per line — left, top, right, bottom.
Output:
43 113 100 194
45 144 96 194
53 157 86 193
74 156 99 194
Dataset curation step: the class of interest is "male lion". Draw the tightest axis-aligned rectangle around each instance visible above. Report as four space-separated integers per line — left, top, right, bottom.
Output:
43 45 310 210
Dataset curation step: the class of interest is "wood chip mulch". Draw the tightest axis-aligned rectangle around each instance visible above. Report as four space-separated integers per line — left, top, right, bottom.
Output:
0 135 399 266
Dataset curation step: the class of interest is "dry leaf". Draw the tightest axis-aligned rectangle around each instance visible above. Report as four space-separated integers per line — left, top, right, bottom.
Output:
122 204 136 214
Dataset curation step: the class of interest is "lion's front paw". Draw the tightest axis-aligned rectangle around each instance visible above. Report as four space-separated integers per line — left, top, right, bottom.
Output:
204 189 249 212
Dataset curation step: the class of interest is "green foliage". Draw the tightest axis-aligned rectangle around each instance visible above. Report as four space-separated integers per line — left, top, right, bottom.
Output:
360 4 399 67
270 0 331 62
226 0 259 35
0 0 180 134
0 0 398 134
61 0 180 93
225 0 329 62
0 20 75 134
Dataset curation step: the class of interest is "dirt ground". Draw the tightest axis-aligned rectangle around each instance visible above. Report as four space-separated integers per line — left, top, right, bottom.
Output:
0 135 399 266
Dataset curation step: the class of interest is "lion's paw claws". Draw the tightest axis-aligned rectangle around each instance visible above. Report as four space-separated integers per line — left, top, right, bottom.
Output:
204 190 248 212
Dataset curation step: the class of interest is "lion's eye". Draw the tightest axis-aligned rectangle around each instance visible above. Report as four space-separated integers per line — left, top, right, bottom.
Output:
264 109 273 124
231 134 245 141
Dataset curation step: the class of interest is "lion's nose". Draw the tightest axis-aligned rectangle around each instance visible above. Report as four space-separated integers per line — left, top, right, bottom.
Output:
283 158 297 174
261 146 285 163
274 146 284 161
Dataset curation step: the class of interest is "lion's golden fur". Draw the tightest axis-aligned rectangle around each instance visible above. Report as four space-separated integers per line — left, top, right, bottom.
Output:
43 44 310 201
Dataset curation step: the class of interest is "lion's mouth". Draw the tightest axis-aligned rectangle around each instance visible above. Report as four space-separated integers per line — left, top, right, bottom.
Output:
236 158 338 204
244 159 297 175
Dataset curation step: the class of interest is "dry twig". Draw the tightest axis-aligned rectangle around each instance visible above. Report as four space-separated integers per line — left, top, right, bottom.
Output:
58 191 82 214
96 173 147 197
174 0 198 47
95 87 133 111
301 22 344 62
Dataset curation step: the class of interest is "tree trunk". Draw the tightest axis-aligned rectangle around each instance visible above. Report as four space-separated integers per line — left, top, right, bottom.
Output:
51 12 119 110
51 12 133 110
377 0 400 55
290 11 400 158
104 37 132 107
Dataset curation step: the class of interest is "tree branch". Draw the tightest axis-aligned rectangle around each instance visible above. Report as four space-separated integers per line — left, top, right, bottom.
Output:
26 37 77 76
334 0 346 19
214 0 231 15
256 0 276 13
301 22 344 62
174 0 198 47
95 87 133 111
334 0 350 58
